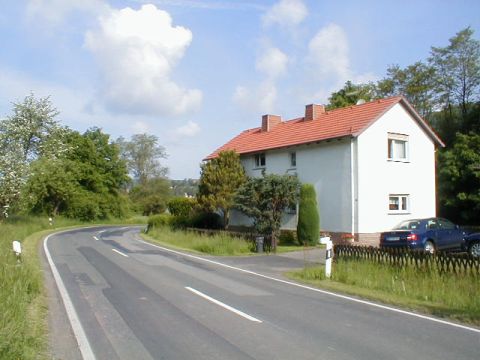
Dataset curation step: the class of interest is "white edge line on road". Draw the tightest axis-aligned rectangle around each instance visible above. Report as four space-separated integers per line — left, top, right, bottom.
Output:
136 238 480 334
185 287 262 323
112 248 129 257
93 236 99 241
44 232 96 360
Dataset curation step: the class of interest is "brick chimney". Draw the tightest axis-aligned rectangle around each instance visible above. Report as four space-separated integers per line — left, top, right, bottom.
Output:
261 114 282 132
304 104 325 121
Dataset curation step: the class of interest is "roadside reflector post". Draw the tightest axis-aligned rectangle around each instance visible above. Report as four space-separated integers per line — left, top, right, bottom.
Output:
12 240 22 262
325 240 333 278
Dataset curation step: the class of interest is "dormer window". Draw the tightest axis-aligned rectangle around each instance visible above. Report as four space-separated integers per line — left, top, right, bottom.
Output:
388 133 409 161
254 153 266 168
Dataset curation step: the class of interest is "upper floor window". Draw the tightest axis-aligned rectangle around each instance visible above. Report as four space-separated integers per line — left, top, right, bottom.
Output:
389 194 410 213
290 152 296 167
388 133 409 161
254 153 266 168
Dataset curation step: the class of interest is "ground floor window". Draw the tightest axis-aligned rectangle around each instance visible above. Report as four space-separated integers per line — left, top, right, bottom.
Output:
389 194 409 213
254 153 266 168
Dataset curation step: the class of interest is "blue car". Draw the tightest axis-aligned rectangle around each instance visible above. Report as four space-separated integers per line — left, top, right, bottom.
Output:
463 233 480 257
380 218 466 253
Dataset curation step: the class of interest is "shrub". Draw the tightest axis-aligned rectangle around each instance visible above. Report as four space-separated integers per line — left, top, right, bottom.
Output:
279 230 298 245
297 184 320 245
167 197 195 217
147 214 172 230
190 212 223 229
170 215 191 229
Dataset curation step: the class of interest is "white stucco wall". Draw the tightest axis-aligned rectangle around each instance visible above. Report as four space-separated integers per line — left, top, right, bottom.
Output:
356 103 437 233
234 139 353 232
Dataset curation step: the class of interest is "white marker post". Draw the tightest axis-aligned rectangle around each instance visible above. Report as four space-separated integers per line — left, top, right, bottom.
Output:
12 240 22 262
325 240 333 278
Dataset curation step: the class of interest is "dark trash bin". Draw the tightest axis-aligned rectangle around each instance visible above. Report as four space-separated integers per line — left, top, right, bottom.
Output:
256 236 264 253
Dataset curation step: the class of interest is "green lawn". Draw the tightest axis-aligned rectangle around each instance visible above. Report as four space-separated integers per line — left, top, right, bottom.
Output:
144 226 254 255
144 226 323 256
288 259 480 326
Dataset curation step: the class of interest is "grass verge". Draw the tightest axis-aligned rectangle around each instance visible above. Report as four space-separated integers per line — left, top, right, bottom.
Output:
287 259 480 326
144 226 318 255
0 215 146 360
144 226 255 255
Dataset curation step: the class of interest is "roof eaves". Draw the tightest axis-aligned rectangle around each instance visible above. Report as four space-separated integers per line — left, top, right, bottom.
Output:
235 135 352 157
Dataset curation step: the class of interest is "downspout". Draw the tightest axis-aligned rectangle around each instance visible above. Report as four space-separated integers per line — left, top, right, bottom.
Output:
350 137 355 236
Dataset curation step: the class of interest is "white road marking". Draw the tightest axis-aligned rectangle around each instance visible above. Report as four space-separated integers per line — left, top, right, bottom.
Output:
44 232 96 360
93 236 99 241
185 287 262 323
136 238 480 334
98 230 106 234
112 249 128 257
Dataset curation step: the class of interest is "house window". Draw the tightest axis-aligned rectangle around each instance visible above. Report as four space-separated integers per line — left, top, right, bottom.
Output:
388 133 409 161
286 202 297 214
389 194 410 213
290 152 296 167
254 153 266 168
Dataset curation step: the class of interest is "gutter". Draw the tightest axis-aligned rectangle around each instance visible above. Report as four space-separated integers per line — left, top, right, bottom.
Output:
350 137 356 236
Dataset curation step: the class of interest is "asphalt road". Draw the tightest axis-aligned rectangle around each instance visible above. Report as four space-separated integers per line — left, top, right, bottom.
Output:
43 226 480 360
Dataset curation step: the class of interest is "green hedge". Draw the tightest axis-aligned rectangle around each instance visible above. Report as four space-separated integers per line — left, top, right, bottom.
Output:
147 214 172 229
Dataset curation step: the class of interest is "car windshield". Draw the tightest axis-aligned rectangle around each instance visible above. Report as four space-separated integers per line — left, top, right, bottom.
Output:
393 220 423 230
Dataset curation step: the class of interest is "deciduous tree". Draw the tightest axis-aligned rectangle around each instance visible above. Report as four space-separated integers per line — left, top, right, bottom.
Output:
377 62 436 119
429 27 480 119
117 134 168 186
327 81 377 110
437 132 480 224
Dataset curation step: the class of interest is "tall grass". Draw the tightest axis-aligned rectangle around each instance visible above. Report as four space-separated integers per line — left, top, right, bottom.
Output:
291 259 480 324
0 215 147 359
146 227 255 255
0 217 79 359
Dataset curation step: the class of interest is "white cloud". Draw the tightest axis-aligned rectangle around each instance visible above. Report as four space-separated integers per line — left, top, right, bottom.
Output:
233 81 277 113
131 121 151 134
172 121 201 137
234 46 287 113
256 47 288 79
84 4 202 116
305 23 378 103
26 0 108 25
262 0 307 28
308 23 350 82
142 1 265 11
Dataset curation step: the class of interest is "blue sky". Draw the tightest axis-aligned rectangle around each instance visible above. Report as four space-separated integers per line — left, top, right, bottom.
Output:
1 0 479 179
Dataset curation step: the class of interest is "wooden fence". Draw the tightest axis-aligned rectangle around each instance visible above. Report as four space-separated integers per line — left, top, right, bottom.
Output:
334 245 480 276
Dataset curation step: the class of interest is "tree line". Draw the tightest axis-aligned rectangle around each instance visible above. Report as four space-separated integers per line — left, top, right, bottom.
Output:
0 94 172 221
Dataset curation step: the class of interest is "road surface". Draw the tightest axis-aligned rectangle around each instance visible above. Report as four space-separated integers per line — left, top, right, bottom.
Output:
43 226 480 360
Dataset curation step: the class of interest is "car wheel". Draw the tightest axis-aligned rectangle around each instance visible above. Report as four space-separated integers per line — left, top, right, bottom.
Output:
424 240 435 254
469 241 480 257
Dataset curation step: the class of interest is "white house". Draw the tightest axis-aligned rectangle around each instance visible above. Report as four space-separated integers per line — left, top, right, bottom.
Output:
205 96 444 245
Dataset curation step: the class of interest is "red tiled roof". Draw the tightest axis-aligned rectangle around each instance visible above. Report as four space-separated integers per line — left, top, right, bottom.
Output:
205 96 443 159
